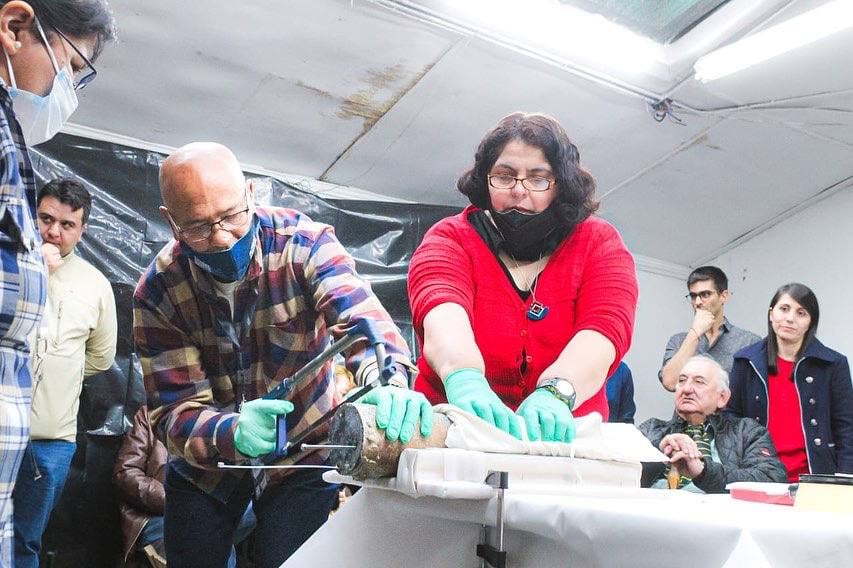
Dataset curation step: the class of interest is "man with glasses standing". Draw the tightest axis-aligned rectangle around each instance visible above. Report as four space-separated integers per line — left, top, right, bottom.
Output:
659 266 759 391
134 142 431 567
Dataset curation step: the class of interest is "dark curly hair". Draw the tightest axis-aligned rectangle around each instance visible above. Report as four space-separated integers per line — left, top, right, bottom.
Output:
457 112 599 228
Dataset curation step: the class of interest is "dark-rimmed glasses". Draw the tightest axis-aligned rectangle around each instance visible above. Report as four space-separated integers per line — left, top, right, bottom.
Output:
685 290 717 301
488 174 554 192
49 25 97 90
173 206 252 244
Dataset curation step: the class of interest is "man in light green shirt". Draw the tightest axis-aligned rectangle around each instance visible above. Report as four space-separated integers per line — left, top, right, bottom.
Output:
13 179 117 566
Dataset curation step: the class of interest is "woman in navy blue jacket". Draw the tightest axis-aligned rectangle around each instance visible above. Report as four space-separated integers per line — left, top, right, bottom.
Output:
727 283 853 481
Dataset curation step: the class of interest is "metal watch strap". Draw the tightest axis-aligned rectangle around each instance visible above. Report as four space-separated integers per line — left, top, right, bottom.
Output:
538 378 576 410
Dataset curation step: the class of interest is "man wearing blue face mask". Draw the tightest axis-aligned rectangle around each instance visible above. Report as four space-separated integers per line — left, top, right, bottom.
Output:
133 142 432 568
0 2 114 565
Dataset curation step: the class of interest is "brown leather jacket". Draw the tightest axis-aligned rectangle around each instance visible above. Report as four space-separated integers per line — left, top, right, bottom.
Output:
113 406 168 562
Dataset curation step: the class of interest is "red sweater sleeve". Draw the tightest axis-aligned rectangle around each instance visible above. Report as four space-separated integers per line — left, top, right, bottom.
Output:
408 215 475 338
572 219 638 376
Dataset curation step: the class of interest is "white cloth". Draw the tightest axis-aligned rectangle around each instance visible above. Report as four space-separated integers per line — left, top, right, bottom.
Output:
437 404 666 463
386 448 644 499
326 406 666 499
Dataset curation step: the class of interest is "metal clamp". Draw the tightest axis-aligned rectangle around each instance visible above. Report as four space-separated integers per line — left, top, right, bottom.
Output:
477 470 509 568
263 318 396 462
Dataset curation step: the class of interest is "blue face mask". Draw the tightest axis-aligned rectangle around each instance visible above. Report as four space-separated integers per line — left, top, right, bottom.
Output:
186 215 259 282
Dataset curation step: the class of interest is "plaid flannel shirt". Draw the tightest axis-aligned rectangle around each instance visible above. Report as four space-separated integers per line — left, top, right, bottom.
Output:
133 206 413 501
0 90 47 565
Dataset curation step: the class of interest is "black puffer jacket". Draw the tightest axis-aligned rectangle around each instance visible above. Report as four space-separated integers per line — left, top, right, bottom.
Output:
639 413 787 493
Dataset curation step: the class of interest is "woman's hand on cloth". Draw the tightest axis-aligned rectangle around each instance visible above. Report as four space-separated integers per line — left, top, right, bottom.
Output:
516 389 576 442
444 369 522 439
235 399 295 457
361 386 433 443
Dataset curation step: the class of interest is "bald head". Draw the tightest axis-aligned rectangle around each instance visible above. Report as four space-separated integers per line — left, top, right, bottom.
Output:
158 142 256 253
159 142 245 212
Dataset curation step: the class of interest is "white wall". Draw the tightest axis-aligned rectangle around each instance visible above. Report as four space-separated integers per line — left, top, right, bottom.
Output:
710 185 853 362
626 261 769 424
620 186 853 425
622 267 688 424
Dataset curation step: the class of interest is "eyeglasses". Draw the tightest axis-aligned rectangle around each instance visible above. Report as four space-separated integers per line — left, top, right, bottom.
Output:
488 174 554 193
49 24 97 90
174 205 252 244
685 290 717 301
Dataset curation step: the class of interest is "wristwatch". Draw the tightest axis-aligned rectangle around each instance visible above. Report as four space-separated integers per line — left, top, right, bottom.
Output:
537 378 577 410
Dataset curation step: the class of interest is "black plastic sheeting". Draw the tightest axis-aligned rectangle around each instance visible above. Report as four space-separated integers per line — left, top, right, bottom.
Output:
29 133 459 567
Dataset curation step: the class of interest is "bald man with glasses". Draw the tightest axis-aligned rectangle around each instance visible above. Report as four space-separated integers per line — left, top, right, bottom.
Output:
133 142 432 567
659 266 759 392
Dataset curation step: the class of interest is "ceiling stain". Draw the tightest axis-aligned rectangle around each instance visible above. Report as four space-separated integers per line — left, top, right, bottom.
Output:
678 132 722 151
318 41 457 181
294 63 413 130
295 80 336 101
337 63 407 126
683 132 709 150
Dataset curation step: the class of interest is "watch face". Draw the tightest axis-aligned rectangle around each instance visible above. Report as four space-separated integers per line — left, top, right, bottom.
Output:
555 380 574 397
546 378 576 410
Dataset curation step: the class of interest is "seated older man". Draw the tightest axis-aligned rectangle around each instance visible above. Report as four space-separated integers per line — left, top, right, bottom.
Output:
639 355 786 493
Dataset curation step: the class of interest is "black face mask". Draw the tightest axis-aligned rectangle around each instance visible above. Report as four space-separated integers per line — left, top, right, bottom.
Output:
490 204 568 261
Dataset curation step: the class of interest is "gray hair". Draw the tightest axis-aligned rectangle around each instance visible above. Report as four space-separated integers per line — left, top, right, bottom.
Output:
684 355 729 393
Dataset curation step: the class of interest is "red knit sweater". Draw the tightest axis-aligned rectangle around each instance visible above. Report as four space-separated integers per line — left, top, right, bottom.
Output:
767 357 809 482
408 206 638 419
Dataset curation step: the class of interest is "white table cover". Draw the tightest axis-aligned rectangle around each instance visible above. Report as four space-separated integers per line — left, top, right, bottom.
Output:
284 449 853 568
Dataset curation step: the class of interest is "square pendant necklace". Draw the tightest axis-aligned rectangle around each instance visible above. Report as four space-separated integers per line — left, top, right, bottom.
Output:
509 255 549 321
527 298 549 321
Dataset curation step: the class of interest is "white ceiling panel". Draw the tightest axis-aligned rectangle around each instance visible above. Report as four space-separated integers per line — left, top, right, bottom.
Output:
602 116 853 265
55 0 853 267
322 37 714 205
679 28 853 109
71 0 458 177
673 0 853 111
739 92 853 149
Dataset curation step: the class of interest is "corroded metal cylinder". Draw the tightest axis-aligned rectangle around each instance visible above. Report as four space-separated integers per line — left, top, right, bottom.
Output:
328 403 451 479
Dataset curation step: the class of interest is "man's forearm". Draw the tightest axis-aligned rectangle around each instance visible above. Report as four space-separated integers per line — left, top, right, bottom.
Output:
660 330 700 391
157 401 242 467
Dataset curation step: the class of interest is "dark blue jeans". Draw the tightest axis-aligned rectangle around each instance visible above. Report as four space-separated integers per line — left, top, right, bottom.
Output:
164 464 338 568
12 440 76 568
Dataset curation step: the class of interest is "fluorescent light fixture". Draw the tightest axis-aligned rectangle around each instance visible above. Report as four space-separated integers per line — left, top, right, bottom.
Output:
694 0 853 82
447 0 662 73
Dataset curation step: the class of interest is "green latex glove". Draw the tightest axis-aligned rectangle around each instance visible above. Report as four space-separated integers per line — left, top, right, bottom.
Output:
234 399 294 457
361 385 433 443
444 368 521 439
516 388 575 442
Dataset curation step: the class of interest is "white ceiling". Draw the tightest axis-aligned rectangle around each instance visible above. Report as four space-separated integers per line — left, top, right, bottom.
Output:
64 0 853 268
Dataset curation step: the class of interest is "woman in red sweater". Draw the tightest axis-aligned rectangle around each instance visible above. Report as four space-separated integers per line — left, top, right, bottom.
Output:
408 112 638 443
